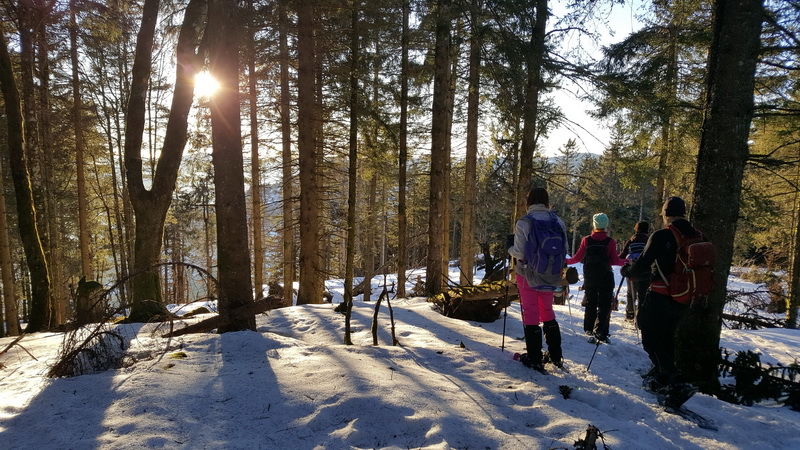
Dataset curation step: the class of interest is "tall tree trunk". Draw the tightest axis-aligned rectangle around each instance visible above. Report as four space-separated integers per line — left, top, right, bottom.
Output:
94 22 132 303
34 13 66 328
516 0 548 219
654 25 679 227
442 26 458 285
344 1 360 344
677 0 764 393
789 198 800 328
0 157 21 336
124 0 205 321
247 0 264 298
208 0 256 332
116 18 134 306
296 0 323 305
365 173 377 301
313 8 326 301
70 1 92 282
460 1 481 285
17 2 37 169
426 0 452 296
0 30 51 333
397 0 409 297
17 1 59 328
279 0 294 307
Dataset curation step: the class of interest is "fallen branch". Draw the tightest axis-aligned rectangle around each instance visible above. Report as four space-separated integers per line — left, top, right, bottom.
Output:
722 313 783 329
162 296 283 337
0 333 36 361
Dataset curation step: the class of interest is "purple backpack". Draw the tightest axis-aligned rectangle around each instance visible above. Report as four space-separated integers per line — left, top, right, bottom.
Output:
523 212 565 287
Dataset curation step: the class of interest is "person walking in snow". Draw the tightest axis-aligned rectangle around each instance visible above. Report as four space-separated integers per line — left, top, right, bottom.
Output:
619 221 651 321
565 213 627 343
621 197 699 408
507 187 568 372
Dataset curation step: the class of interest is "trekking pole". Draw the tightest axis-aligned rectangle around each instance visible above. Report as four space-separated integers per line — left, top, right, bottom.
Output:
564 284 575 334
586 340 602 372
500 255 512 352
613 275 625 311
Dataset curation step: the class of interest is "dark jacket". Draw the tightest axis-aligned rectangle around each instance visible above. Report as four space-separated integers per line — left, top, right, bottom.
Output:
620 219 699 284
619 232 649 260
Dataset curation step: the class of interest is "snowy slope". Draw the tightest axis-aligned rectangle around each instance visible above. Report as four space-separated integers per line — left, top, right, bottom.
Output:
1 266 799 449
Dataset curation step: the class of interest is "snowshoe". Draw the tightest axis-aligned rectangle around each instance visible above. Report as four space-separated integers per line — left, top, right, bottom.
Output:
542 351 563 368
543 352 567 372
664 405 718 430
513 352 546 374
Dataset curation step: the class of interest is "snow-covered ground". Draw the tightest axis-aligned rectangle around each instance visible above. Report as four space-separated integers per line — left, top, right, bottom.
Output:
1 265 799 449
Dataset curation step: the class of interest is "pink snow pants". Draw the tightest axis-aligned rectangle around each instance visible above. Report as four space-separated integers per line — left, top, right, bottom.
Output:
517 275 556 325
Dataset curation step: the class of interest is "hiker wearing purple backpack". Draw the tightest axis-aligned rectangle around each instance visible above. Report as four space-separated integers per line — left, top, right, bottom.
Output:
619 221 651 321
507 187 569 372
565 213 627 344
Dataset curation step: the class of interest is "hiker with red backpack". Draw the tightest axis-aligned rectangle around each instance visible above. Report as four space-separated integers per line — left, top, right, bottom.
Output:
507 187 568 372
620 196 714 409
619 221 651 321
565 213 628 344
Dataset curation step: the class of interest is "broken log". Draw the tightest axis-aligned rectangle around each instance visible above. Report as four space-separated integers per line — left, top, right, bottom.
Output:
162 296 283 337
429 281 518 323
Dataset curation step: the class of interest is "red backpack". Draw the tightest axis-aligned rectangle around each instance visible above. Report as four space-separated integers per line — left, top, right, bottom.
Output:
653 225 716 305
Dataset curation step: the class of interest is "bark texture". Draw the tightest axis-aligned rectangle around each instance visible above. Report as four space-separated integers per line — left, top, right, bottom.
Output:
678 0 764 392
0 30 51 333
124 0 205 321
426 0 452 296
208 0 256 332
296 0 323 304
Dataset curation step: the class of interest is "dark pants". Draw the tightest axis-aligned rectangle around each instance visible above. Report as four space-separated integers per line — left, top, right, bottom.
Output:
637 290 688 385
583 272 614 338
626 276 650 320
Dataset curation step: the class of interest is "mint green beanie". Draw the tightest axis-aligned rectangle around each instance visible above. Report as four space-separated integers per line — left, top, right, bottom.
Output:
593 213 609 230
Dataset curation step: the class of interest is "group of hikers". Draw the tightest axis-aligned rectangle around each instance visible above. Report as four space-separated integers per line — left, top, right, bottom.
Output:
507 187 702 409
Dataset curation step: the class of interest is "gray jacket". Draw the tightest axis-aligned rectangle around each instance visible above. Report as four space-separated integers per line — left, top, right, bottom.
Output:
508 204 569 289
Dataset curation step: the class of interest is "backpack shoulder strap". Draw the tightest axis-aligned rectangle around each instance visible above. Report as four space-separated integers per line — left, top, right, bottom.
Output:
670 223 705 245
656 226 682 287
667 224 681 242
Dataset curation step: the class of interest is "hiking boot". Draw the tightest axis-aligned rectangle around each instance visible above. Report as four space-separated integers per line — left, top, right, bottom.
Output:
523 324 543 366
542 320 563 365
664 383 698 409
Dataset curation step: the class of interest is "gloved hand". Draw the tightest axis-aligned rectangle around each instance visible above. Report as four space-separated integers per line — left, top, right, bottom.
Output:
506 234 515 250
620 263 631 278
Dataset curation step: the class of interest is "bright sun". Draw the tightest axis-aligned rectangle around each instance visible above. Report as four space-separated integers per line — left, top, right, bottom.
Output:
194 71 220 99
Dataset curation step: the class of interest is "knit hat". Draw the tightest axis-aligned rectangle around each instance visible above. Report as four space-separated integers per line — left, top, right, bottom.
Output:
593 213 609 230
662 196 686 217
